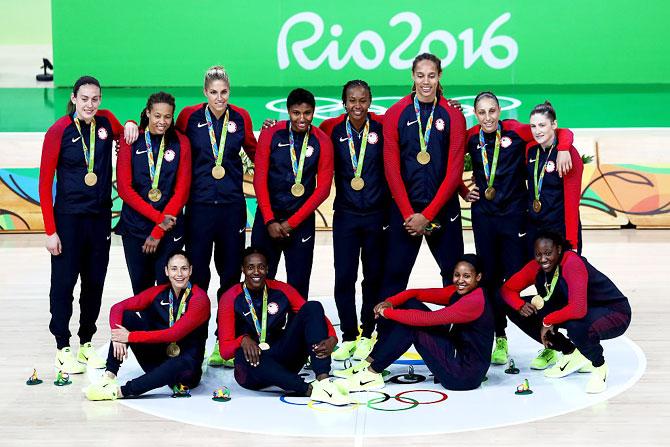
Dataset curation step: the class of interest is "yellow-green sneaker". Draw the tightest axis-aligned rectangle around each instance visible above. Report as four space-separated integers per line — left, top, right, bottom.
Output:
77 342 106 369
352 337 375 361
338 367 385 392
333 360 370 378
208 342 224 366
544 349 589 378
585 363 608 394
221 357 234 368
491 337 508 365
332 340 357 361
530 348 558 370
55 347 86 374
85 380 119 401
310 379 351 406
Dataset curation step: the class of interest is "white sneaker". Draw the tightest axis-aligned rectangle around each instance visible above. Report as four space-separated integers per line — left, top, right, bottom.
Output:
585 363 608 394
77 342 106 369
544 349 589 378
338 367 385 392
55 347 86 374
310 379 351 406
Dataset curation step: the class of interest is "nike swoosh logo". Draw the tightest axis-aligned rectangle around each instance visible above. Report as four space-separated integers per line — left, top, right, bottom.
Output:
450 214 460 222
529 158 537 162
382 225 390 231
81 354 89 361
107 235 111 240
560 363 569 371
173 236 183 242
518 232 527 238
360 379 375 386
160 300 170 306
324 390 333 398
243 311 252 317
278 143 290 147
72 136 81 143
197 122 208 128
239 227 246 234
339 137 349 142
58 359 64 365
406 120 418 126
135 149 148 155
301 236 312 243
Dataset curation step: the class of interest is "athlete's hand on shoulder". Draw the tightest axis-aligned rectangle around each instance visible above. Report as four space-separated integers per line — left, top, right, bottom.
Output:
404 213 429 236
374 301 393 319
241 335 261 367
312 336 337 358
540 324 554 348
112 341 128 362
518 302 537 317
45 232 62 256
124 121 139 145
159 214 177 232
142 236 160 254
111 324 130 343
556 151 572 178
466 185 480 202
262 118 278 130
446 98 463 112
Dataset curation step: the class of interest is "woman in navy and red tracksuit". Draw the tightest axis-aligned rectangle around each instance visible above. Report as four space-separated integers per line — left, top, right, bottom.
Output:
116 92 191 294
85 250 210 400
526 101 583 254
500 230 631 394
218 247 349 404
39 76 125 373
337 254 493 391
252 88 334 299
459 92 575 365
382 53 466 300
319 80 389 361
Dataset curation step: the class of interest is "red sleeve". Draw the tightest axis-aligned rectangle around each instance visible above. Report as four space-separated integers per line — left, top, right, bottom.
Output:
387 285 457 307
563 147 583 250
176 104 200 134
287 127 334 229
384 288 485 327
500 260 540 310
152 132 192 239
98 110 124 143
383 97 415 219
369 112 385 124
218 284 246 360
421 98 466 221
319 115 345 138
458 181 470 199
506 120 574 152
109 285 167 329
116 136 164 231
231 105 257 162
129 286 211 344
543 252 588 325
269 280 337 339
39 118 68 236
253 124 282 224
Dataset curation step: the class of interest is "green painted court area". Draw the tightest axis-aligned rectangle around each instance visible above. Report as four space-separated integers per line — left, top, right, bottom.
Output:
1 84 669 133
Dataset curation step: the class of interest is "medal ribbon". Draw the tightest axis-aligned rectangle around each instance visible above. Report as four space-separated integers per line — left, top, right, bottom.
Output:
168 282 192 327
204 106 230 169
73 114 96 174
479 123 501 189
540 267 560 303
243 284 268 344
144 131 166 191
288 126 310 185
533 144 555 202
345 117 369 179
412 95 437 156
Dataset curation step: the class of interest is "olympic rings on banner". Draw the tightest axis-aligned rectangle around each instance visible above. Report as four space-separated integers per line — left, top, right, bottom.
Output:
367 395 419 412
349 390 389 405
279 394 308 406
395 389 448 405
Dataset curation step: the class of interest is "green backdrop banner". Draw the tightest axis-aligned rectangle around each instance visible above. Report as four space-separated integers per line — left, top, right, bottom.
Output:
52 0 667 87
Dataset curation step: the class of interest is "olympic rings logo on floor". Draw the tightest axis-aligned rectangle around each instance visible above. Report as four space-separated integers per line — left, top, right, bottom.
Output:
279 389 447 412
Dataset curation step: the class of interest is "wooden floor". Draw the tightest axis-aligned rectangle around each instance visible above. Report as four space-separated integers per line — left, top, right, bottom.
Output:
1 229 669 446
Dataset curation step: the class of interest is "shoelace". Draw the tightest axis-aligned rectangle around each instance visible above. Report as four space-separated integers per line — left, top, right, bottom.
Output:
496 339 506 349
539 349 554 360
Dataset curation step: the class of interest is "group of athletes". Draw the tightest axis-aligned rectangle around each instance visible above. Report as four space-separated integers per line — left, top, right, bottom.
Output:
39 52 631 406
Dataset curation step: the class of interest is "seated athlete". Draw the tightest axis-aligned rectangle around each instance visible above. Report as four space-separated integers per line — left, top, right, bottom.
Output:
500 230 631 393
217 246 350 405
336 254 494 392
85 250 210 400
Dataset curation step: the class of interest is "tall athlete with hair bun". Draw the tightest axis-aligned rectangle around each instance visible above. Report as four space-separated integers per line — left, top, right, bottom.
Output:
319 80 388 362
39 76 126 373
382 53 466 302
174 66 257 366
116 92 191 294
526 101 583 254
460 92 575 367
252 88 334 300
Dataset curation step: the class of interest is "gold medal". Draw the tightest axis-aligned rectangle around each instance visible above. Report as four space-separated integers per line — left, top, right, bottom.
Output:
84 172 97 187
485 186 496 200
531 295 545 310
533 199 542 213
291 183 305 197
166 342 180 357
148 188 162 202
212 165 225 179
258 342 270 351
350 177 365 191
416 151 431 165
